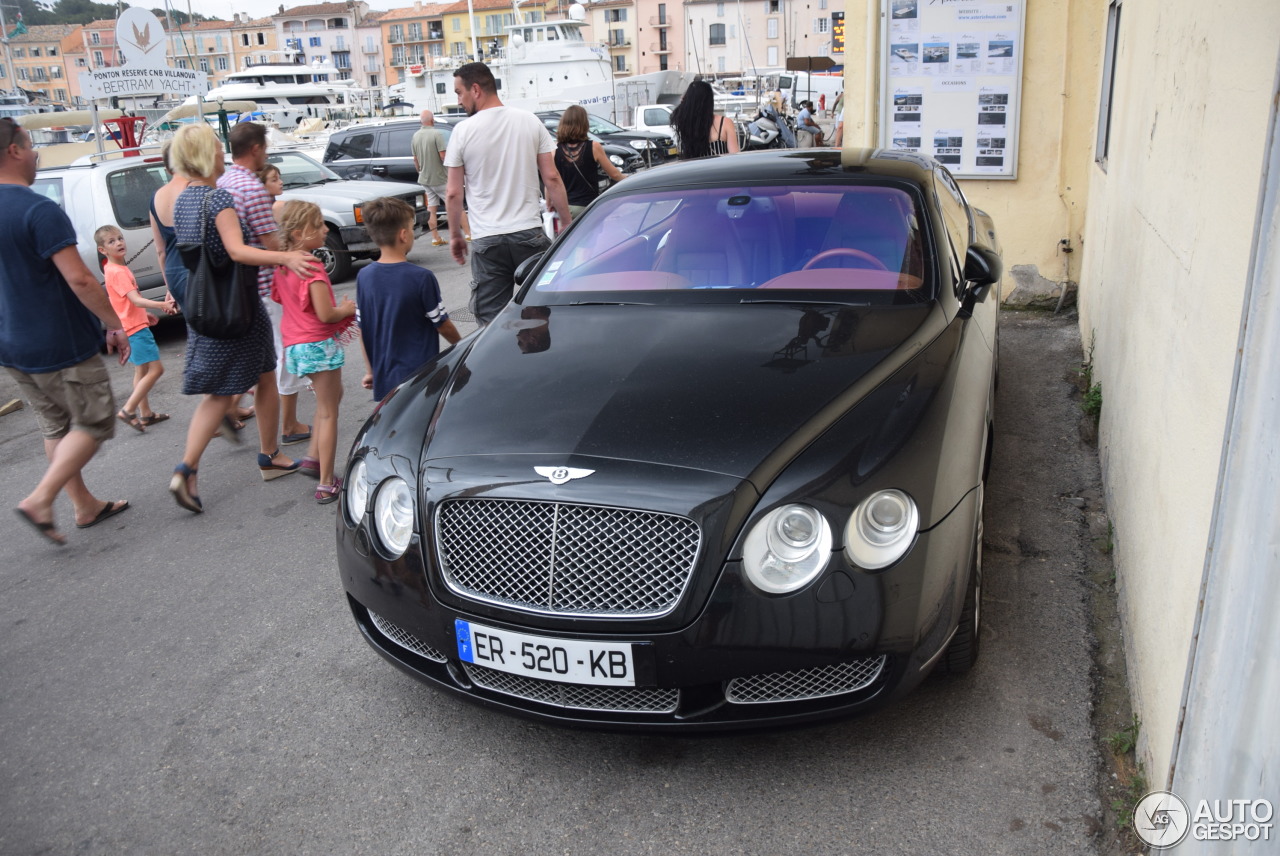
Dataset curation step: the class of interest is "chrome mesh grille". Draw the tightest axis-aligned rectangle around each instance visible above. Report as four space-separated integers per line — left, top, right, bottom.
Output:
436 498 700 617
463 663 679 713
369 610 447 663
725 657 887 704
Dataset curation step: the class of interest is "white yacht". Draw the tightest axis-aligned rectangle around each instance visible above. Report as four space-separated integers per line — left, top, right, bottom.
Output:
187 53 368 129
389 16 610 117
388 11 688 124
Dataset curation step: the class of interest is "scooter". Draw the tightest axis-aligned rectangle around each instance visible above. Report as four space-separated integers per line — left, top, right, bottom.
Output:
743 105 798 150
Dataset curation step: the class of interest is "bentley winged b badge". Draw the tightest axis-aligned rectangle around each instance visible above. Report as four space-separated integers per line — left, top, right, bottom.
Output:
534 466 595 485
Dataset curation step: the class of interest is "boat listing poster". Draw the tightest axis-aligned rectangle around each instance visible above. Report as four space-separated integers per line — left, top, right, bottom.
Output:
881 0 1025 179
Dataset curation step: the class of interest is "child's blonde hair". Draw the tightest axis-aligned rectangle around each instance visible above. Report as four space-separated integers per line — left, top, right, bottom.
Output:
93 224 122 247
276 200 324 252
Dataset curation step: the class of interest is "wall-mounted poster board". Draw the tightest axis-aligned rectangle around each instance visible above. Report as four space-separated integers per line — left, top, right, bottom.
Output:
878 0 1026 179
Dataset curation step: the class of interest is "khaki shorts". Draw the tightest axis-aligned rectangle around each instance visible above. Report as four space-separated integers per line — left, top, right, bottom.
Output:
423 183 446 208
5 356 117 442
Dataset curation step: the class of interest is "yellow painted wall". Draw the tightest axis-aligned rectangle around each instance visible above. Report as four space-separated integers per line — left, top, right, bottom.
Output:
840 0 1104 299
1077 1 1280 777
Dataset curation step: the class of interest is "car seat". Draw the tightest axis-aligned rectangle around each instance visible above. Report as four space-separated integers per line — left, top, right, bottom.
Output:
653 199 747 287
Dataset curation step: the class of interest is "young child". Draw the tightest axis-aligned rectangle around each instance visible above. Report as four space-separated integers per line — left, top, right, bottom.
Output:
355 197 461 400
270 200 357 504
257 162 286 221
95 225 176 432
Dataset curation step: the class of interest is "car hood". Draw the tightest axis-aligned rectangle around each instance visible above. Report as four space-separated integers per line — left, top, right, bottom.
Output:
284 179 422 203
422 301 936 480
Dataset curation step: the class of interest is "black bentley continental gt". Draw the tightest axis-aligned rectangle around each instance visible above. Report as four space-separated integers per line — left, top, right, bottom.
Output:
337 148 1002 731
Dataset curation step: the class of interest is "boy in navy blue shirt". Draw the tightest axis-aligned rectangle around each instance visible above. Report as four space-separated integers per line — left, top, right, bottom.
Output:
356 197 461 400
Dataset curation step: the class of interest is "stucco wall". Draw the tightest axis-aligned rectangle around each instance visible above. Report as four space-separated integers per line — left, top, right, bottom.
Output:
840 0 1103 299
1077 0 1280 778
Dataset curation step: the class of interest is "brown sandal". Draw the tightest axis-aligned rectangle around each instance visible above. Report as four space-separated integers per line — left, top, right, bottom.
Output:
117 409 145 433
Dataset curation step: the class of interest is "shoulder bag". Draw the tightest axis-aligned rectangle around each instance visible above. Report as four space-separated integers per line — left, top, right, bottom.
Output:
179 190 258 340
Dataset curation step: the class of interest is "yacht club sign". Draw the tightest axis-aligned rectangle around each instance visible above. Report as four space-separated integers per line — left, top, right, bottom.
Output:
79 8 209 99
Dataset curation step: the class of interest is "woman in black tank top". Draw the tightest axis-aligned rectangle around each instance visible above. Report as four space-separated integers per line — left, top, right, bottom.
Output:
554 105 626 218
670 79 741 159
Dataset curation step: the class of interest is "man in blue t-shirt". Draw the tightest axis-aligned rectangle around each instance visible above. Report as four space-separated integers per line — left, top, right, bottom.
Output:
0 118 133 545
355 197 462 400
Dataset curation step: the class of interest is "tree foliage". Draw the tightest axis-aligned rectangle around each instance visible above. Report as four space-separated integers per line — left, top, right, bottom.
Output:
11 0 215 27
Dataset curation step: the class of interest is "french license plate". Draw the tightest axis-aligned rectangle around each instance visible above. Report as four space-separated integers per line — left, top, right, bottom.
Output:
455 619 635 686
667 146 679 157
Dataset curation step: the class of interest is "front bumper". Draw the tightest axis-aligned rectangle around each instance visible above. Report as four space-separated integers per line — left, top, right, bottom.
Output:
336 486 980 732
339 209 428 252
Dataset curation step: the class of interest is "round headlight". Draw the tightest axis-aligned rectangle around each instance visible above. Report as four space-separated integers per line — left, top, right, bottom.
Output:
845 490 919 570
345 457 368 524
609 154 624 166
629 139 652 150
373 476 415 557
742 504 832 594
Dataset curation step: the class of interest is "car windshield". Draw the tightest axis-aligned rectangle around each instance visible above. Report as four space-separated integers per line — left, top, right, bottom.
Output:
268 151 342 188
525 184 931 303
587 115 625 135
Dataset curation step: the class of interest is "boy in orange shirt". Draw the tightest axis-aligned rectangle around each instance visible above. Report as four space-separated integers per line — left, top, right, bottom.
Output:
95 225 176 432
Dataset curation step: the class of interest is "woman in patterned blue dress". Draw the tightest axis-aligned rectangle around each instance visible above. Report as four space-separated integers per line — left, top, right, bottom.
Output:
166 123 322 513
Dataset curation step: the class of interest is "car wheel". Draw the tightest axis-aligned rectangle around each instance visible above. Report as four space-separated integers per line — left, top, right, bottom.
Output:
941 484 983 674
313 229 352 283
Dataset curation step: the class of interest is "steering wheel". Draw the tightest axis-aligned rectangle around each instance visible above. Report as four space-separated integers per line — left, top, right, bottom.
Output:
802 248 889 271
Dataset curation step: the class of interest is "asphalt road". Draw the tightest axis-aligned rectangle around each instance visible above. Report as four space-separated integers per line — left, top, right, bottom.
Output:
0 241 1108 855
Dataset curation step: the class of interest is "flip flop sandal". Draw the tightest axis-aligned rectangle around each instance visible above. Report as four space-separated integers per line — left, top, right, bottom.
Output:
14 507 66 546
139 413 170 427
118 409 145 433
76 500 131 529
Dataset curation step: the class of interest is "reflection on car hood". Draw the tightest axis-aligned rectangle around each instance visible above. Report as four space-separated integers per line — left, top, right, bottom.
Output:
424 302 934 478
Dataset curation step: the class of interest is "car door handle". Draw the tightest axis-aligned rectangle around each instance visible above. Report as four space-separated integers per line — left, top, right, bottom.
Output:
371 165 388 176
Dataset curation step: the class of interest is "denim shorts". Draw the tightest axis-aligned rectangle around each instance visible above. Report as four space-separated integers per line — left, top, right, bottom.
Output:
284 337 345 377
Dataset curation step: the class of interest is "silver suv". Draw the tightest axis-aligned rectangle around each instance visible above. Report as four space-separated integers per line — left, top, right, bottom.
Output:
33 149 428 288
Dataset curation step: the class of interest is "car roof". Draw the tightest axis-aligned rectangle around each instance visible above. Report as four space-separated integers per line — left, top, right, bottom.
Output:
614 148 939 191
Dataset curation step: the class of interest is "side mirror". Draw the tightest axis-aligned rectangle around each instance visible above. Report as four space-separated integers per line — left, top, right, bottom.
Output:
513 252 545 288
963 244 1002 286
959 244 1002 317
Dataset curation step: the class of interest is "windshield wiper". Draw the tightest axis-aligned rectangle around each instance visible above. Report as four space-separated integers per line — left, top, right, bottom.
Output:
567 300 654 306
739 297 870 307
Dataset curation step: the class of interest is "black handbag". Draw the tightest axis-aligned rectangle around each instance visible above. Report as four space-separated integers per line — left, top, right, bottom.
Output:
178 190 258 340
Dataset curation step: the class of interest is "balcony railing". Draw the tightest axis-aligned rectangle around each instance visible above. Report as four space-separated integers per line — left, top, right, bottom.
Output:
650 43 671 53
362 43 378 53
649 16 669 27
608 38 631 48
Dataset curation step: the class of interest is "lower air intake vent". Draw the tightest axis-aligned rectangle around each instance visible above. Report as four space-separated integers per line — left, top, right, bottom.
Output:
463 663 679 713
369 611 447 663
725 656 887 704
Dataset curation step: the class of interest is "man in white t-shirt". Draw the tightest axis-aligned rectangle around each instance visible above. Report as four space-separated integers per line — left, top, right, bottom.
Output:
444 62 572 325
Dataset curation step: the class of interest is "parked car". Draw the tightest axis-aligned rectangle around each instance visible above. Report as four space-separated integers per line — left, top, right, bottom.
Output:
268 150 429 282
535 110 677 166
626 103 675 138
323 115 644 193
323 117 453 184
335 148 1002 731
31 148 429 289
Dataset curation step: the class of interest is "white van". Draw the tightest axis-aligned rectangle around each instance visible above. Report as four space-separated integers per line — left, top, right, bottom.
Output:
33 151 170 300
